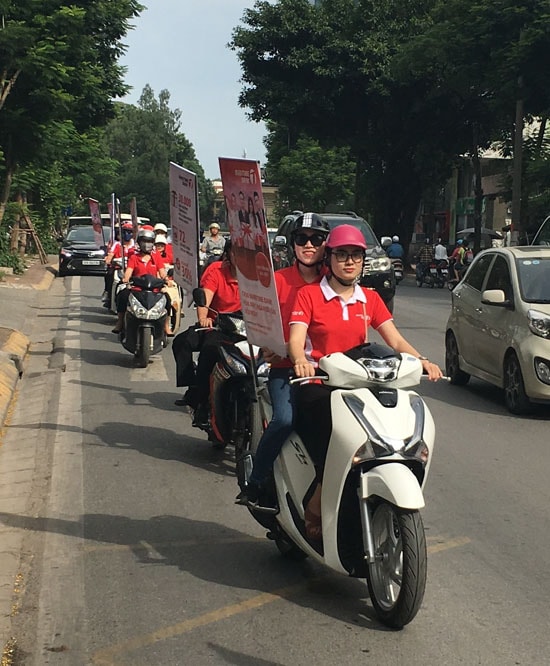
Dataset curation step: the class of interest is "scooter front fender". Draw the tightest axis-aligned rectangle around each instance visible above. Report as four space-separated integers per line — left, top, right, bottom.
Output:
360 463 425 509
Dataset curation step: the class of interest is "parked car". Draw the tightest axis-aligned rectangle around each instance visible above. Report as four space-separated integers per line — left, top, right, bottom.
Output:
445 246 550 414
58 225 112 277
271 211 395 310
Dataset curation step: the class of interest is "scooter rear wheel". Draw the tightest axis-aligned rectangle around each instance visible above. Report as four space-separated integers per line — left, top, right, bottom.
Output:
366 503 427 629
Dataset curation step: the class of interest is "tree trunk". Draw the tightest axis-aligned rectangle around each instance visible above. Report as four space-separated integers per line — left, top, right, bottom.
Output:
471 123 483 255
0 164 14 226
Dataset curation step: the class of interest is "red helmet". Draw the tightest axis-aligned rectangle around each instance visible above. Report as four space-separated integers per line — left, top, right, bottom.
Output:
122 222 133 230
326 224 367 249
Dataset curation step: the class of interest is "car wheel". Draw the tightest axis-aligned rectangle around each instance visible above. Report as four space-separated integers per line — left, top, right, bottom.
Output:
503 352 533 415
445 331 470 385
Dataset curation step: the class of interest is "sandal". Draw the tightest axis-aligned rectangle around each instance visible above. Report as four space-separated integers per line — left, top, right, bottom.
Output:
304 504 322 541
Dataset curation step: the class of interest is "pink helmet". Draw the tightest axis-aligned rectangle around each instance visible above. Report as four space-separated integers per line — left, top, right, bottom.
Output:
326 224 367 249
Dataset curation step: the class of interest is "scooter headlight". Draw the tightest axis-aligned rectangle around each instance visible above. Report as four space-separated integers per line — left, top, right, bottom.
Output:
256 361 270 377
402 396 429 465
128 293 167 320
220 347 247 375
344 394 395 463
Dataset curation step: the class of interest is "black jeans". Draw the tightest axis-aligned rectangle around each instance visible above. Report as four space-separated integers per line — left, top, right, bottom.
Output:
294 383 334 477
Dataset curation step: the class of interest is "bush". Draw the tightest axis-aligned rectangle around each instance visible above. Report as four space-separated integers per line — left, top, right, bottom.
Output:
0 233 26 274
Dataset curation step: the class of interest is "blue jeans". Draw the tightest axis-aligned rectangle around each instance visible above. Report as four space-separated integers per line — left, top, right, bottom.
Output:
249 368 294 486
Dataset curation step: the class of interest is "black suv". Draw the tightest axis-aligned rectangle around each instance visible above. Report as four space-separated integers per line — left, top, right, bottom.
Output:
271 211 396 311
58 225 111 277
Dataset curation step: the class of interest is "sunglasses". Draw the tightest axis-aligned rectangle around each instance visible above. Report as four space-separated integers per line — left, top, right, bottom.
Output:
333 249 364 263
294 232 326 247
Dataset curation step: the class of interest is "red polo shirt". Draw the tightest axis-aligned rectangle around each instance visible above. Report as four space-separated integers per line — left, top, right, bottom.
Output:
273 263 325 368
153 244 174 265
127 251 164 277
200 262 241 313
290 276 392 364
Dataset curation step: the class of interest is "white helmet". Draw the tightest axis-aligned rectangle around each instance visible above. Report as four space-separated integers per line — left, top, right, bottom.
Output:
392 235 399 242
154 234 168 246
154 222 168 234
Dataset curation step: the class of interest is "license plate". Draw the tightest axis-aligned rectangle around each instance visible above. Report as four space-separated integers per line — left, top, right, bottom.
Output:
82 260 101 266
430 268 437 274
441 269 449 276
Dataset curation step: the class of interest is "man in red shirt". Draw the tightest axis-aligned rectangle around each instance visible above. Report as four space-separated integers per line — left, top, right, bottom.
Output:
112 228 169 333
236 212 330 509
172 240 241 422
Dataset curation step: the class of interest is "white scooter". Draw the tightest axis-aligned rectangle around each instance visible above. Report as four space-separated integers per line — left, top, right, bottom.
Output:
245 343 435 629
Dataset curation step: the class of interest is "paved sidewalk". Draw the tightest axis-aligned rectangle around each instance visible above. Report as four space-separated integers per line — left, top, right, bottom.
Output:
0 256 57 429
0 256 57 652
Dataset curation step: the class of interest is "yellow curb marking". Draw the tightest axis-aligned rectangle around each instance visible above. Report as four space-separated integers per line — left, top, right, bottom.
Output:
90 536 470 665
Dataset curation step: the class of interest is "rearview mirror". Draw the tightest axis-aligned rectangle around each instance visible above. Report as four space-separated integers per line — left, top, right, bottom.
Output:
481 289 512 307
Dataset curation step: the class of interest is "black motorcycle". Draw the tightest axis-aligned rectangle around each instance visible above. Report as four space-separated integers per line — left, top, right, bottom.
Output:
390 257 404 284
192 289 269 456
119 275 168 367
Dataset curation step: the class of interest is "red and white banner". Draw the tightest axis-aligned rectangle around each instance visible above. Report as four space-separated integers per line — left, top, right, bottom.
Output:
88 198 105 248
169 162 200 300
218 157 285 356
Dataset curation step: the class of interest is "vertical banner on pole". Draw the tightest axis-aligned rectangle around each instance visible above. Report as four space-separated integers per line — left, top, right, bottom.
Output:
88 198 105 248
218 157 285 356
169 162 199 301
107 193 116 249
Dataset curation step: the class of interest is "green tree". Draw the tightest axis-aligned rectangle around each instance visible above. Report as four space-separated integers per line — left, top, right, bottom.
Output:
267 133 355 215
102 86 215 224
0 0 143 223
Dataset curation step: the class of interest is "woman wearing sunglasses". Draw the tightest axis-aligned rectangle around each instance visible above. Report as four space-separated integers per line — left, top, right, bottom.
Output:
236 212 330 509
288 224 443 539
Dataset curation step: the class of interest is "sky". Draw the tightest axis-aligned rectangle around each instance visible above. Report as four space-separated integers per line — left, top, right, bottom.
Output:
119 0 267 180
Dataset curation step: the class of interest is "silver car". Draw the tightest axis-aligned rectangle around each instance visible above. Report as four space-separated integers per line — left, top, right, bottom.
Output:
445 246 550 414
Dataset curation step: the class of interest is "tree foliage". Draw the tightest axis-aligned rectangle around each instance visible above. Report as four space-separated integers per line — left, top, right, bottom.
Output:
102 85 215 224
0 0 144 223
231 0 550 238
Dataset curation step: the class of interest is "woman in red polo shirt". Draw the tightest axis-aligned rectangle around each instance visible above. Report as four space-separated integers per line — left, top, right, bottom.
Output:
288 224 442 539
112 228 169 334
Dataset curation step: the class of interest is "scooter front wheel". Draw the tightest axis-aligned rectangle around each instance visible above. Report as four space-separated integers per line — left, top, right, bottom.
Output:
366 502 426 629
135 328 151 368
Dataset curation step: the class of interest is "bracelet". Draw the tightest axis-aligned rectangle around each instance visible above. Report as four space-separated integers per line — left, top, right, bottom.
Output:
418 356 429 361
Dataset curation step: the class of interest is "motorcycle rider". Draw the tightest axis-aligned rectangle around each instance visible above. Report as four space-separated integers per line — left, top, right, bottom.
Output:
153 233 174 267
236 212 330 508
288 224 443 539
201 222 226 262
172 240 241 421
434 238 448 262
386 235 404 259
450 239 465 281
103 222 135 306
112 228 170 335
416 237 434 281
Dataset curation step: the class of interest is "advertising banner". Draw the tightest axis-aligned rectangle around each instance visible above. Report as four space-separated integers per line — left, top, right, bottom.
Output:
88 198 105 248
218 157 285 356
169 162 200 300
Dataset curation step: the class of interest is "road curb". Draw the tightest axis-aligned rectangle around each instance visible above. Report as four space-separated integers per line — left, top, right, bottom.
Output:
0 330 30 430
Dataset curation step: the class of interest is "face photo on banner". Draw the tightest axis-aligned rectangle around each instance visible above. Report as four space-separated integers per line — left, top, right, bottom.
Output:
219 157 285 357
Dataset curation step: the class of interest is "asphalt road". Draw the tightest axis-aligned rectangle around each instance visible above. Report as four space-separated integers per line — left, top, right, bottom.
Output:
4 275 550 665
